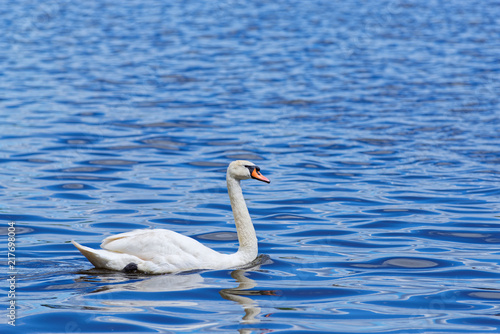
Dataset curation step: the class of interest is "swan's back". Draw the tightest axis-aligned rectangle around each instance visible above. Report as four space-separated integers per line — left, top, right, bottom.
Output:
102 229 220 262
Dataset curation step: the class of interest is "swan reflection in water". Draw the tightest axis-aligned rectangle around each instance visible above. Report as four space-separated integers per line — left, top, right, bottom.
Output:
219 265 277 324
74 255 274 325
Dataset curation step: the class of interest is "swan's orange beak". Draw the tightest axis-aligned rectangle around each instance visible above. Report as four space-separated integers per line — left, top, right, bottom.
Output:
251 168 270 184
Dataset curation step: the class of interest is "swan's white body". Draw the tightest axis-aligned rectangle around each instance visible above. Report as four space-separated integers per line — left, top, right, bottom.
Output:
72 160 270 274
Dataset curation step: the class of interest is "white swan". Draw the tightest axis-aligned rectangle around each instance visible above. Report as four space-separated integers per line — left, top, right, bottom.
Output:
72 160 270 274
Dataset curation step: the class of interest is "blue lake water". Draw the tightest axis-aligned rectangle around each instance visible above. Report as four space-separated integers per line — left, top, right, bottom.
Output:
1 0 500 332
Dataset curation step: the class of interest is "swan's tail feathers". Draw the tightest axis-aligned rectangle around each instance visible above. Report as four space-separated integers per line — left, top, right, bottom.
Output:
71 240 109 269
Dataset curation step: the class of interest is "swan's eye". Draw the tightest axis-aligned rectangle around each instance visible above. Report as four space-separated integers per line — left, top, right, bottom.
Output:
244 165 260 174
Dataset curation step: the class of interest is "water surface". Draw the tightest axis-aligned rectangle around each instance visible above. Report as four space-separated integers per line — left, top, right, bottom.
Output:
1 0 500 333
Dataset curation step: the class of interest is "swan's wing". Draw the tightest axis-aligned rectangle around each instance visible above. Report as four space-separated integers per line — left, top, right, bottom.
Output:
100 229 214 261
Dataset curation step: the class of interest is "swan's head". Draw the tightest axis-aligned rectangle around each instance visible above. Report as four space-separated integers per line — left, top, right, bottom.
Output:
228 160 270 183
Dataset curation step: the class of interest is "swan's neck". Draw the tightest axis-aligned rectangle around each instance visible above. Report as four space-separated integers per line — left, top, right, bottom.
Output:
227 175 258 262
